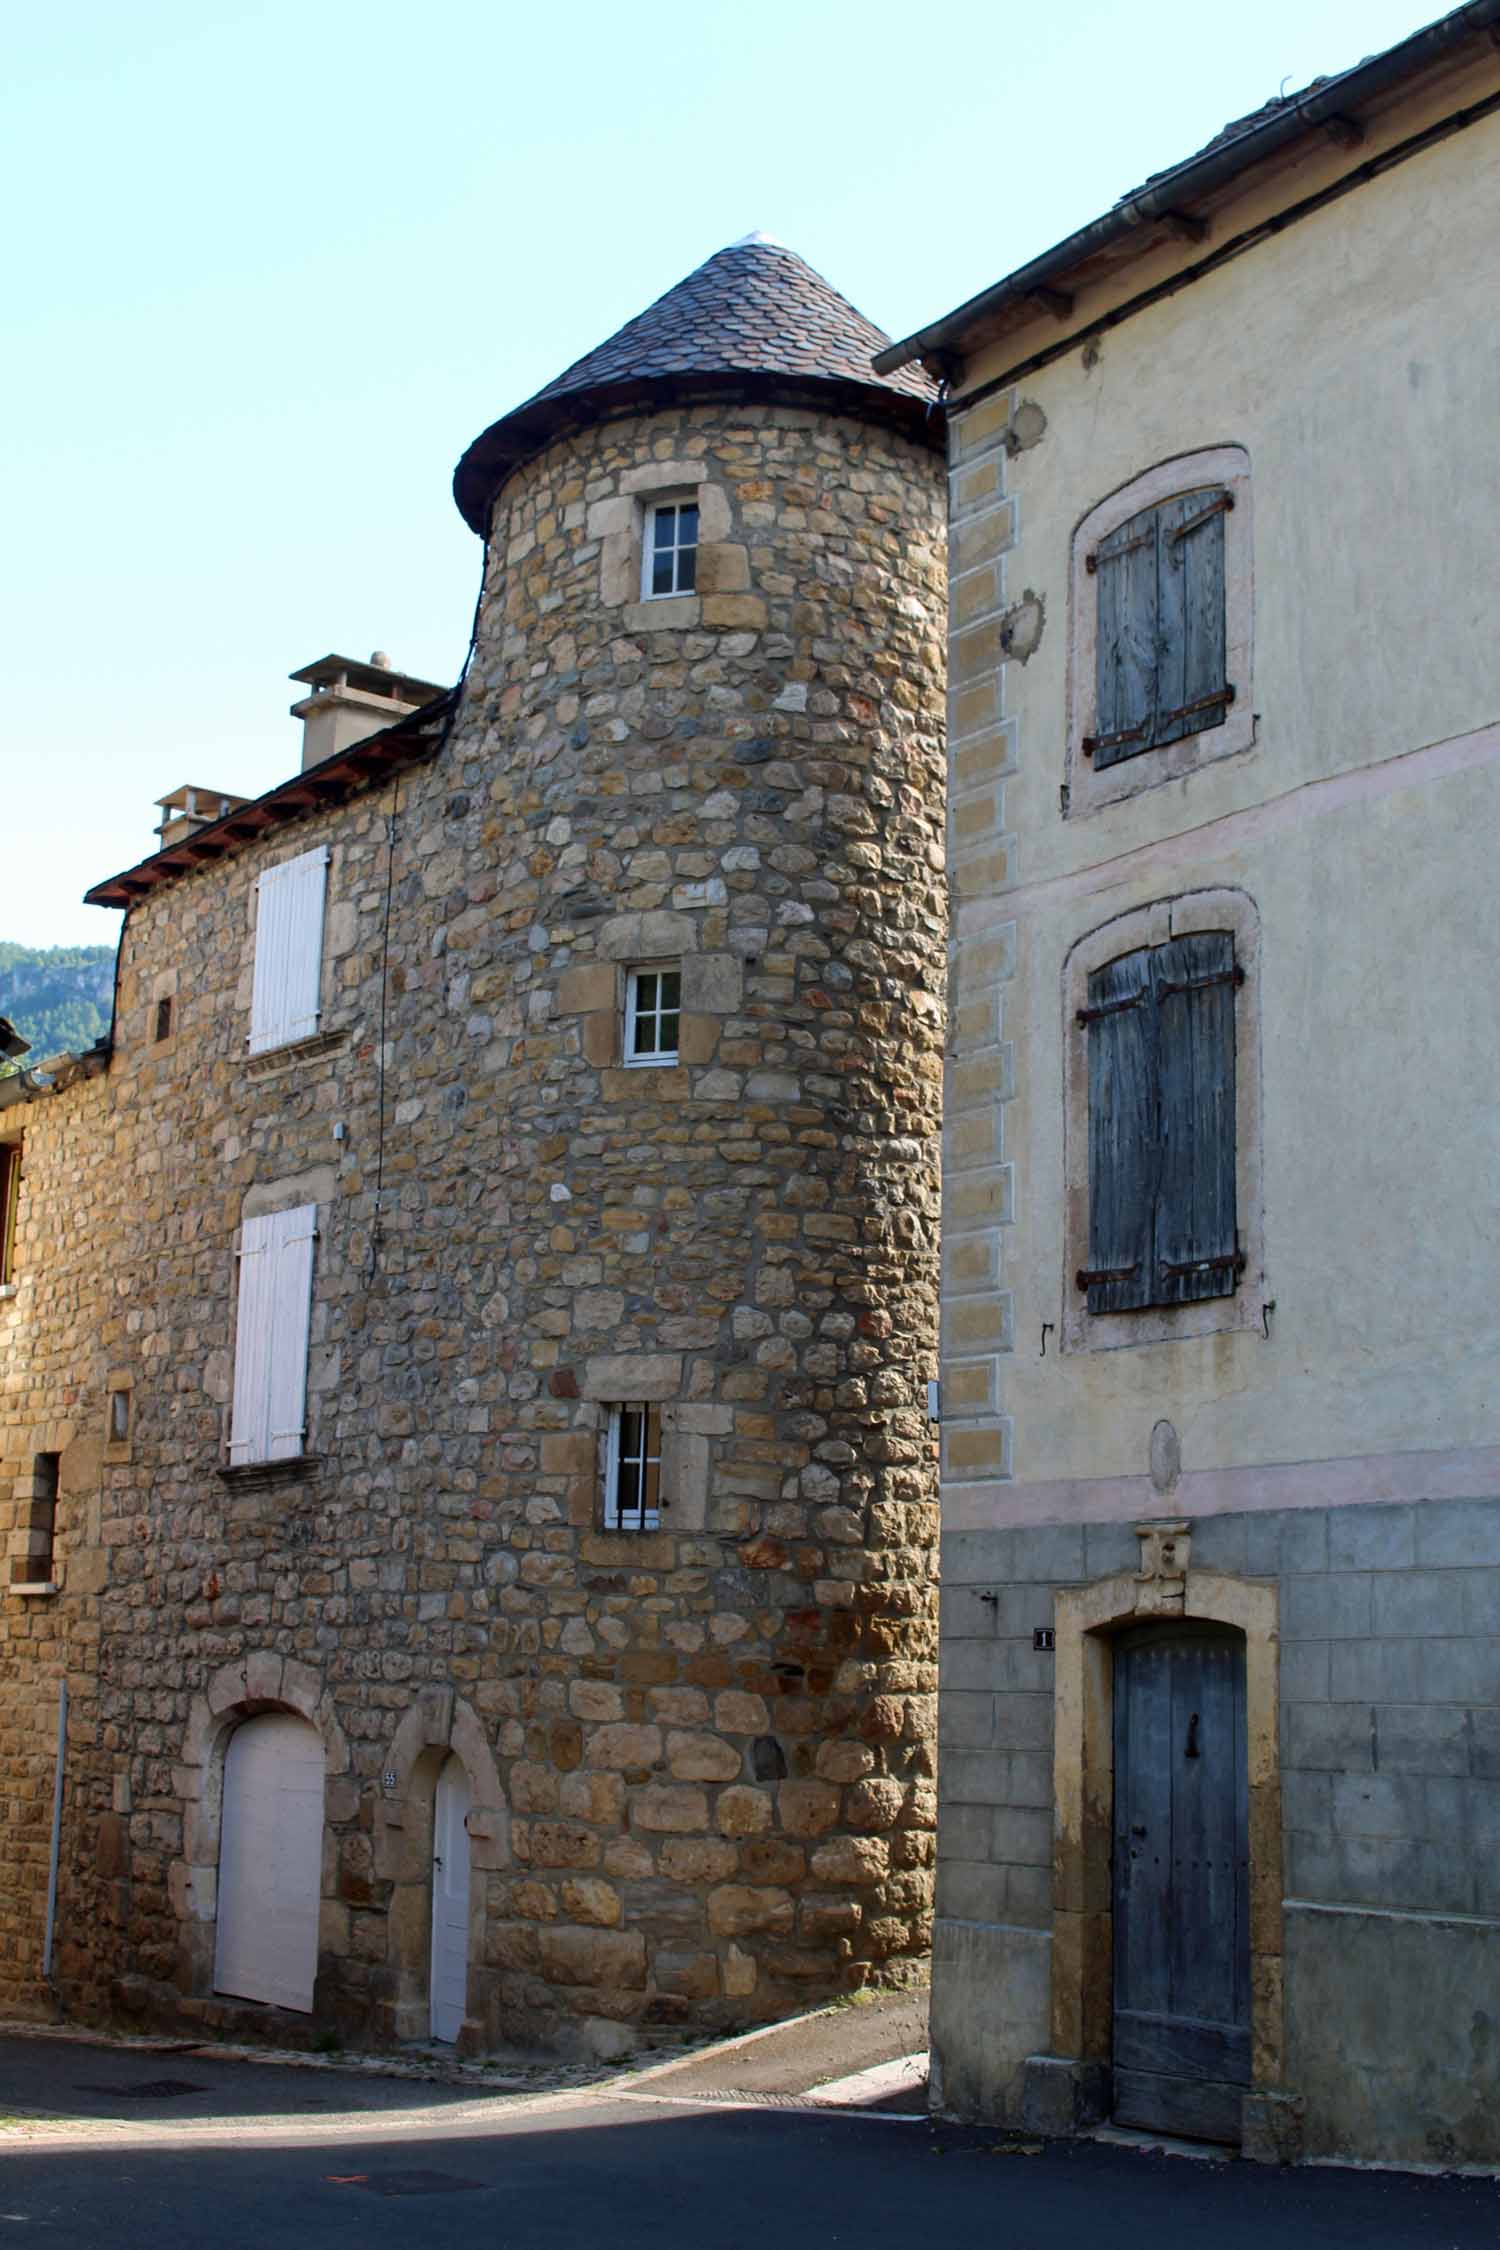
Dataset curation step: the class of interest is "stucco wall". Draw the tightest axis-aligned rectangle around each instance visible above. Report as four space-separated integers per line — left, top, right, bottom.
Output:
933 66 1500 2165
942 100 1500 1518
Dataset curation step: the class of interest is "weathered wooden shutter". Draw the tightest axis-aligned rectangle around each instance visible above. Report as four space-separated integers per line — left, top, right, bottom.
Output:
1155 490 1230 750
1082 946 1157 1312
1092 505 1160 770
248 847 328 1054
229 1204 317 1463
1152 933 1238 1304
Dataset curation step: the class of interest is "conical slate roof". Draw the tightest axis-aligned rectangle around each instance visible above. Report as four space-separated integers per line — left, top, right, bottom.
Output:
453 235 941 532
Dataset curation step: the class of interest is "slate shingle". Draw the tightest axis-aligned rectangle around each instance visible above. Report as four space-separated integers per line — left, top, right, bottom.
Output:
454 235 940 532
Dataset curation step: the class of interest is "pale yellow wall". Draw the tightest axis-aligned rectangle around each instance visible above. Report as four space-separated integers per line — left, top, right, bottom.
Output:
942 95 1500 1513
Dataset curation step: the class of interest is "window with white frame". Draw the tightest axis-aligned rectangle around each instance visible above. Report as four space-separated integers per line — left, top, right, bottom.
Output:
229 1204 318 1465
624 966 681 1066
248 845 329 1054
641 499 698 599
604 1403 662 1531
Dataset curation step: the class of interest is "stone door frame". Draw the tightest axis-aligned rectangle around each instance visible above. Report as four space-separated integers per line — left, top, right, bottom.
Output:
175 1652 350 2005
1043 1526 1283 2117
373 1685 509 2046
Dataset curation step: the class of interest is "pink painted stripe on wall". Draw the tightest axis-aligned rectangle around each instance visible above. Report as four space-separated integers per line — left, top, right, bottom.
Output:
961 715 1500 929
943 1442 1500 1531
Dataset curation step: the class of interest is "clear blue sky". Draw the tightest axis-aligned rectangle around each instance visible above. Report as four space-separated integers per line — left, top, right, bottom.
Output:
5 0 1428 950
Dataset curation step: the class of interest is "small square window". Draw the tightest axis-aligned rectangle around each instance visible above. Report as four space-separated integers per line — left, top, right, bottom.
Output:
605 1404 662 1531
624 967 681 1066
642 500 698 599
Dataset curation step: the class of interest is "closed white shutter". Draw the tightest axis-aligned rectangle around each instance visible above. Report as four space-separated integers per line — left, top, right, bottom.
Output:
248 846 328 1054
229 1204 317 1464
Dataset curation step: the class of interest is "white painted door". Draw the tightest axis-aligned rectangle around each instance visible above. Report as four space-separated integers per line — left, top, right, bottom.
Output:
429 1756 471 2043
214 1713 323 2012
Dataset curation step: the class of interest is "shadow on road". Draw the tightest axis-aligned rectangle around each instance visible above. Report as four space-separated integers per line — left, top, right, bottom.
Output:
1 2096 1493 2249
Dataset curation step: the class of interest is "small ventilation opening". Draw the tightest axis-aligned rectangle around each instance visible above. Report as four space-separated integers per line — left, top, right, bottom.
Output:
153 998 173 1043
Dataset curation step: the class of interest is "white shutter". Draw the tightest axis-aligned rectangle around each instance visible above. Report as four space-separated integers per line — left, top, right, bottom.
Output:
229 1220 273 1463
248 847 328 1054
229 1204 317 1464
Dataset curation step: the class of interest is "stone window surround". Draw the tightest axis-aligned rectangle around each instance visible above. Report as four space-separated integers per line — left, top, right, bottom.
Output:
1034 1544 1285 2134
592 457 734 629
557 936 742 1080
149 966 178 1054
103 1369 134 1464
1066 445 1254 819
1061 888 1265 1354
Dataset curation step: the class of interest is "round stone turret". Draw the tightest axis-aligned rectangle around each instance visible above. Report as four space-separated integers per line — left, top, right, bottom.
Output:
445 239 947 2049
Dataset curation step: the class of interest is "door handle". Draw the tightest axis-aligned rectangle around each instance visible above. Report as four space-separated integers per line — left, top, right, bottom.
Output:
1185 1713 1201 1759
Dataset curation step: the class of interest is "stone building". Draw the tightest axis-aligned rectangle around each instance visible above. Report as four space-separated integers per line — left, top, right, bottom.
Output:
0 236 948 2054
876 5 1500 2164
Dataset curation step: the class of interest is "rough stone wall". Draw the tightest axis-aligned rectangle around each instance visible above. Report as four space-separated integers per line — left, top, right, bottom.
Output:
0 1074 113 2008
0 396 947 2053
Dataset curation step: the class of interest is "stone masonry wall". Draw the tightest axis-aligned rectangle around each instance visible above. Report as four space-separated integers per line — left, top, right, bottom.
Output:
932 1503 1500 2158
0 395 948 2054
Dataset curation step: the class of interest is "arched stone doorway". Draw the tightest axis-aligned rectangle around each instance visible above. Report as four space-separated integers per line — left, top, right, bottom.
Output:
214 1711 324 2011
172 1652 349 2009
373 1685 508 2046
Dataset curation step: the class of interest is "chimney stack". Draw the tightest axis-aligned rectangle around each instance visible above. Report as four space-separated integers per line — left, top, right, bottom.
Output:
288 650 446 773
155 784 250 848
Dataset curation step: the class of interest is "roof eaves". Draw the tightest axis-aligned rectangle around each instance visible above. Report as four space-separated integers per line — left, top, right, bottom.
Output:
875 0 1500 375
83 689 457 912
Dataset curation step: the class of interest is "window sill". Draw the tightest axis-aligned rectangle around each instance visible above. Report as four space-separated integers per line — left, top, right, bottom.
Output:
9 1581 60 1598
245 1028 349 1080
622 1055 680 1070
217 1454 320 1488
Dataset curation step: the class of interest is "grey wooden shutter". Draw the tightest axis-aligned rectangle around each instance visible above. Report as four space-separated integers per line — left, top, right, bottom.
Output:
1092 505 1160 770
1155 489 1229 750
1083 946 1157 1312
1152 932 1238 1304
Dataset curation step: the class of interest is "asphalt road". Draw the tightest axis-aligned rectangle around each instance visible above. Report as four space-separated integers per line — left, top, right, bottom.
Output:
0 2038 1494 2248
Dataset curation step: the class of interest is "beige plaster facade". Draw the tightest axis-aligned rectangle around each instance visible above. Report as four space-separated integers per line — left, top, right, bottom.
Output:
915 26 1500 2166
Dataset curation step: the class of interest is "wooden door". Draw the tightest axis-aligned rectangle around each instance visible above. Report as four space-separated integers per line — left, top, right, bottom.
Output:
214 1713 323 2012
429 1756 471 2043
1112 1625 1249 2142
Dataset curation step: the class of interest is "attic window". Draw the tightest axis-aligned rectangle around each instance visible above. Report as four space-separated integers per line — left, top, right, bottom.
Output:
642 500 698 599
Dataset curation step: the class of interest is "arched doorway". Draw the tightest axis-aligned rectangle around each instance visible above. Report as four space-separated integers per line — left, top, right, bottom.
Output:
429 1754 471 2042
214 1712 324 2011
